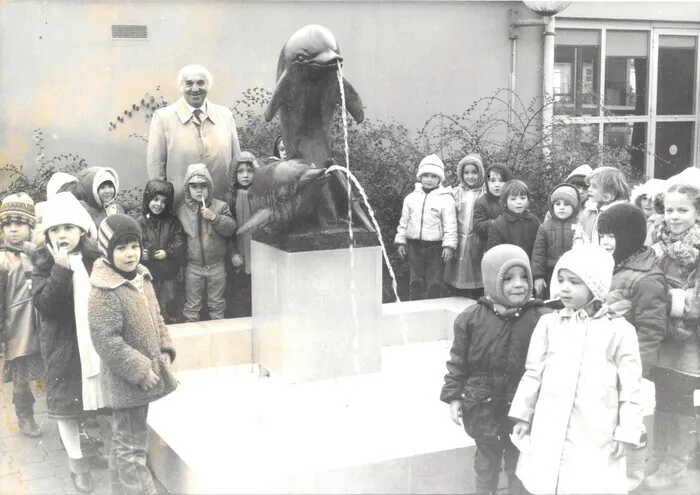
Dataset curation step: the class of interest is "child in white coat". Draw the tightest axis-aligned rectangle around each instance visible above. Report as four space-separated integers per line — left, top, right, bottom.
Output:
509 244 644 495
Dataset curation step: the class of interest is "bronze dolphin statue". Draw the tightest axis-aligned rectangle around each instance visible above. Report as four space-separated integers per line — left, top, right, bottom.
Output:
265 24 365 165
237 25 371 236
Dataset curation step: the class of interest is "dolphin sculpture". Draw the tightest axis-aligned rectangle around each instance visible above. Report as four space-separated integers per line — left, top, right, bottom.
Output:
237 25 372 236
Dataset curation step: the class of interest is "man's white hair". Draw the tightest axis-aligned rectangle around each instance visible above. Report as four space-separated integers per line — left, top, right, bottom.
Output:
176 65 213 92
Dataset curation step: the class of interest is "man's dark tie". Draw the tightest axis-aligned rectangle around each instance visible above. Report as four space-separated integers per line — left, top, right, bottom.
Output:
192 108 203 126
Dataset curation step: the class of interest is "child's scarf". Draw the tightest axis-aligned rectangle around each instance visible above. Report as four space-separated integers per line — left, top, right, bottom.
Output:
68 253 101 380
657 223 700 267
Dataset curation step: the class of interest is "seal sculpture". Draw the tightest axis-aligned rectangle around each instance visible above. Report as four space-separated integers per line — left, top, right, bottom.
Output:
237 25 373 236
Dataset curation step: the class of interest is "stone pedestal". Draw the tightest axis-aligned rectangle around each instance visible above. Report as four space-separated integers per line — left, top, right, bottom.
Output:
251 240 383 383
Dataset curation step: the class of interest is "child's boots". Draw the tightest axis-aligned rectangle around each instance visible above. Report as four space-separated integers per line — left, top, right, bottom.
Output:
68 456 94 493
13 390 42 438
644 413 695 491
645 411 671 476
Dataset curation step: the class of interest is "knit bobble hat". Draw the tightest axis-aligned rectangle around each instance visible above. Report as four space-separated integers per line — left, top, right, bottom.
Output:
549 244 614 303
458 153 483 170
0 193 35 229
597 203 647 264
416 154 445 183
550 183 580 209
41 192 97 239
97 213 143 265
481 244 533 307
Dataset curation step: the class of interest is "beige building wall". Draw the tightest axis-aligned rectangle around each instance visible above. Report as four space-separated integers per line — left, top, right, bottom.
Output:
0 0 543 190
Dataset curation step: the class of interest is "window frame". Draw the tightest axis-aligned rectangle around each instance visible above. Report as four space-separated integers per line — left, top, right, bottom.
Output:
554 18 700 178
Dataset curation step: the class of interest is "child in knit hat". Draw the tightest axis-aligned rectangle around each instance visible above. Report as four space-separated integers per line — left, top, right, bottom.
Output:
486 179 541 257
597 203 668 494
444 153 486 298
395 154 457 300
0 193 43 438
510 244 644 495
531 183 580 298
441 244 550 495
88 214 177 495
31 192 104 493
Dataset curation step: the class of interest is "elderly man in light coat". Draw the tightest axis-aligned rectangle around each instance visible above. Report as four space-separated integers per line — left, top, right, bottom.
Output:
147 64 242 210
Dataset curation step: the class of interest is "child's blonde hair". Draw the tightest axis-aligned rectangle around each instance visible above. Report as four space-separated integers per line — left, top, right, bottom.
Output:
588 167 630 202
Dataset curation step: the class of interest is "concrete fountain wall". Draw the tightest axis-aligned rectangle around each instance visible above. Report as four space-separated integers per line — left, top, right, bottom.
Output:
146 242 483 494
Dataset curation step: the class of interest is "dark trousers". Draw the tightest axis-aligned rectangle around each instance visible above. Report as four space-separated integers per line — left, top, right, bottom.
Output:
474 436 522 495
407 239 444 301
10 355 34 418
109 405 156 495
226 271 252 318
152 277 180 324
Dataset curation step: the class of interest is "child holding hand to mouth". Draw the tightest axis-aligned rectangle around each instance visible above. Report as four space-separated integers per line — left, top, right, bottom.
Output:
509 244 644 495
486 179 540 257
88 214 177 495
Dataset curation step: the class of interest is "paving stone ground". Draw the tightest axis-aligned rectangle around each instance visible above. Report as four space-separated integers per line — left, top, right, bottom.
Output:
0 355 167 495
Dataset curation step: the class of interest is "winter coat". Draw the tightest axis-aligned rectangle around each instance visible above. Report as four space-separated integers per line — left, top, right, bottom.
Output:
486 208 540 257
0 245 39 361
509 310 644 495
444 160 486 289
530 200 579 280
176 163 236 265
76 167 124 230
440 298 550 441
31 242 99 419
147 98 242 210
138 179 186 281
651 242 700 377
607 248 668 377
394 184 457 249
472 193 502 247
88 259 177 410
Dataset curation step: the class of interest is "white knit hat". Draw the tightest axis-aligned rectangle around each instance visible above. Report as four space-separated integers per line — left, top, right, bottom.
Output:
40 192 97 239
549 244 614 303
46 172 78 200
416 154 445 182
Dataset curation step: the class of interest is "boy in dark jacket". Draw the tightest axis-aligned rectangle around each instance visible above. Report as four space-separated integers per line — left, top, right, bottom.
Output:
531 183 580 298
176 163 236 321
486 180 540 257
473 163 512 249
598 203 668 495
88 214 177 495
441 244 550 495
138 179 186 324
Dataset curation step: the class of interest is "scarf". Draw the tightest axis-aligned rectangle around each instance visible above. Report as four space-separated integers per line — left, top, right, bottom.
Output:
234 188 253 274
68 253 101 379
657 223 700 267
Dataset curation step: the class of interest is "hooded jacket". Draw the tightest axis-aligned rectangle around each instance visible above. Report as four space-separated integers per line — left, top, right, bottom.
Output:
138 180 186 280
394 184 457 249
444 155 486 289
76 167 124 229
531 184 581 280
176 163 236 264
88 259 177 409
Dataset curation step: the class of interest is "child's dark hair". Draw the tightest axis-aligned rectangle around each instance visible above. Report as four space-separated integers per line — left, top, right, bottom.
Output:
272 135 284 158
666 184 700 214
654 192 665 215
588 167 631 202
500 179 529 208
114 233 141 248
566 175 588 189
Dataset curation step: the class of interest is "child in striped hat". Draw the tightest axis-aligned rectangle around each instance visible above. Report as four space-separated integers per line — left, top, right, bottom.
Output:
0 193 43 438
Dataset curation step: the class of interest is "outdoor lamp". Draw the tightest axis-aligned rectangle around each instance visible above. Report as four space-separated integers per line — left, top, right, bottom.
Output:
509 1 572 157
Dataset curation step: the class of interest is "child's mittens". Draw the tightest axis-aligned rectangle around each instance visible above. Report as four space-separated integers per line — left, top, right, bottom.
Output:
153 250 167 260
669 288 686 318
201 206 217 222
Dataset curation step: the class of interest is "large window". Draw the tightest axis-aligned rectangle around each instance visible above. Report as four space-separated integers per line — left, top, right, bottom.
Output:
554 23 700 179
